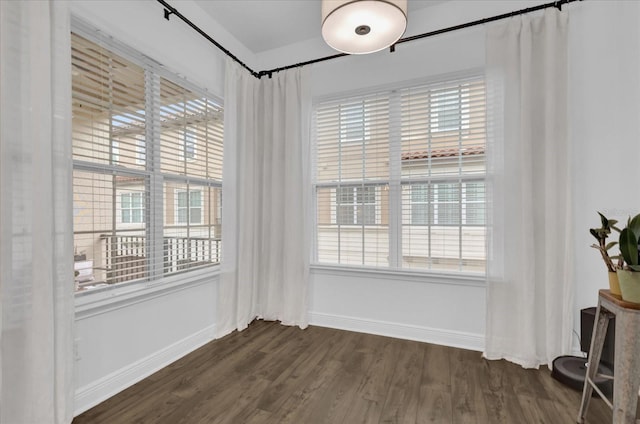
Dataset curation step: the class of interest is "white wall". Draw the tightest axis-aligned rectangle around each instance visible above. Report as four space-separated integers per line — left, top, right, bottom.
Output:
69 0 237 415
74 275 217 414
569 1 640 349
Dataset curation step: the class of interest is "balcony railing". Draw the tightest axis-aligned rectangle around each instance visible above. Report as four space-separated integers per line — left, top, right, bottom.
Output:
74 232 221 287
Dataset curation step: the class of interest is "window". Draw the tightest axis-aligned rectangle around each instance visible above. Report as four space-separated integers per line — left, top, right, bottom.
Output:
336 186 376 225
121 192 145 223
71 28 223 291
432 88 463 132
433 183 460 226
410 184 429 225
176 190 202 224
135 137 146 165
111 140 120 164
178 130 197 161
314 75 486 273
339 101 367 143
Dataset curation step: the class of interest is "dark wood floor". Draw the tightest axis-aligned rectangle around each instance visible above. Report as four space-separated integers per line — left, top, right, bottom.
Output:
73 320 611 424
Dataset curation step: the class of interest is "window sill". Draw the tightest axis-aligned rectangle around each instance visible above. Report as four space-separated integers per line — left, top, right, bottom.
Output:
75 265 220 318
310 263 485 287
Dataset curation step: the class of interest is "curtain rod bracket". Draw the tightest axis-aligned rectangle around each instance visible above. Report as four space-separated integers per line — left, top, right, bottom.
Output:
390 44 396 53
163 8 174 20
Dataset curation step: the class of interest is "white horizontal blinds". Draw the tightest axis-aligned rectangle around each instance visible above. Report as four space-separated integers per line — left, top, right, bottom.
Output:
316 94 390 183
71 33 146 170
71 27 224 291
400 76 486 272
400 77 486 178
159 78 223 276
315 93 389 266
314 75 486 274
163 182 221 274
72 170 149 286
159 78 224 180
72 33 150 288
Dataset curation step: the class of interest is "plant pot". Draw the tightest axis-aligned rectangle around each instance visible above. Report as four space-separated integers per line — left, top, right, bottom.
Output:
616 270 640 303
608 271 621 296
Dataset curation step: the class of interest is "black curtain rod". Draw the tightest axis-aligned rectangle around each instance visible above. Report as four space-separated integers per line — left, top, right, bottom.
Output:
157 0 581 80
157 0 260 78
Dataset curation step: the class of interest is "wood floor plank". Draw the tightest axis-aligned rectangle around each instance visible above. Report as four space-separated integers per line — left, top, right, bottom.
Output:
450 348 490 424
73 321 613 424
416 387 453 424
379 340 425 424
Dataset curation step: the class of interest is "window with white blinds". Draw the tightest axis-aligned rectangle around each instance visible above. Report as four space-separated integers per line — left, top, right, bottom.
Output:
314 75 486 273
71 30 223 291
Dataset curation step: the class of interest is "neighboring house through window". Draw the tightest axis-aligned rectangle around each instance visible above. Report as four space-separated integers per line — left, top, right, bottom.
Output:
336 186 376 225
121 192 145 223
176 190 202 224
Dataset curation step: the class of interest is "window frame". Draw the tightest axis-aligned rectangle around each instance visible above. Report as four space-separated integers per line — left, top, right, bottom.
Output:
313 72 486 275
71 18 224 295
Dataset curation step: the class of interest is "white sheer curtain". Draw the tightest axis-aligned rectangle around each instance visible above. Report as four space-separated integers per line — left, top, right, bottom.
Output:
484 9 572 368
218 59 311 336
0 1 74 423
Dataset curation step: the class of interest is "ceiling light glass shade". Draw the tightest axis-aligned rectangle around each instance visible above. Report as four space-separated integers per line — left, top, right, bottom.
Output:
321 0 407 54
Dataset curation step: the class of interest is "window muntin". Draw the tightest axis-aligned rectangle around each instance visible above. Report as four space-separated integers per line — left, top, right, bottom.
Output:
314 75 486 274
71 31 223 291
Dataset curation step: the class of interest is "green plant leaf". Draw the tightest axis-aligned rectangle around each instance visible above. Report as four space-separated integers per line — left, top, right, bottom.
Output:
590 228 600 240
605 241 618 251
628 214 640 240
599 212 608 228
620 228 639 267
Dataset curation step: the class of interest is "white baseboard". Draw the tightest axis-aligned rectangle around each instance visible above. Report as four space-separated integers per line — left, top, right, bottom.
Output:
74 324 216 416
309 312 484 352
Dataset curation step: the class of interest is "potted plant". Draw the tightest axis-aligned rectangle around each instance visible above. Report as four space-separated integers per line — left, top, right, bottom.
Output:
590 212 622 295
617 213 640 303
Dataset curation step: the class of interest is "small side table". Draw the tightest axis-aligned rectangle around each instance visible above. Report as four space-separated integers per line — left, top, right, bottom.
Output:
577 289 640 424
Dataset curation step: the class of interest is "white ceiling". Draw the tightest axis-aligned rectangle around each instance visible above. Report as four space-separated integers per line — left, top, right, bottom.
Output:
194 0 447 54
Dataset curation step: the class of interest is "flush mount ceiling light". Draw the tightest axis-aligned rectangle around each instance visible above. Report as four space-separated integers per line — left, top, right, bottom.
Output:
321 0 408 55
